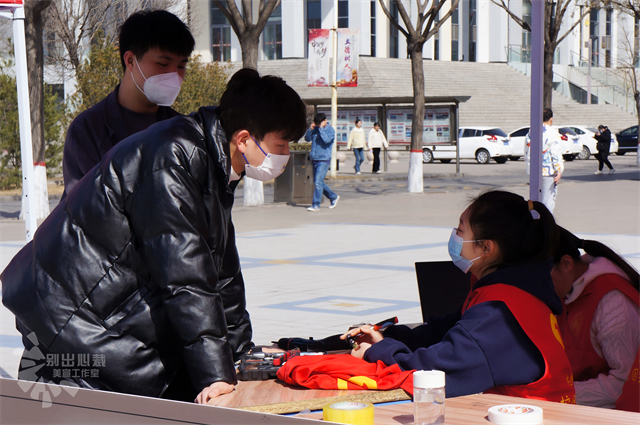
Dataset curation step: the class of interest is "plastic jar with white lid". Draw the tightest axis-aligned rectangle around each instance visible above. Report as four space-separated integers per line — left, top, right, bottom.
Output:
413 370 445 425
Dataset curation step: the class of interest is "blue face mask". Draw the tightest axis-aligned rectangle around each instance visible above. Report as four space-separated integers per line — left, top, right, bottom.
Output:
448 228 482 274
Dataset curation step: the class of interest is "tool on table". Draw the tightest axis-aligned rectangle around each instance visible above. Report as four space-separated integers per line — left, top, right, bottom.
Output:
346 316 399 350
237 348 326 381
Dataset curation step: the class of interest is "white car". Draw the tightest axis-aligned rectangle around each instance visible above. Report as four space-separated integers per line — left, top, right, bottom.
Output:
422 127 513 164
567 125 619 160
508 127 529 160
555 127 583 161
512 126 583 162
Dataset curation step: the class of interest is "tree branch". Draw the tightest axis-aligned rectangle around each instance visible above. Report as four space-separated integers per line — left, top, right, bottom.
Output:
377 0 411 39
491 0 531 31
555 1 593 47
426 0 460 39
212 0 244 38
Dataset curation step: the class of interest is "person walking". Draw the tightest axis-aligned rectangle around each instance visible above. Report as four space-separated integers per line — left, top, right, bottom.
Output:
368 122 388 173
305 113 339 212
346 118 367 174
594 125 615 175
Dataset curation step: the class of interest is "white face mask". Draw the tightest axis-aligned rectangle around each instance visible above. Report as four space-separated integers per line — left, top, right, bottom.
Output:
132 58 183 106
244 136 290 181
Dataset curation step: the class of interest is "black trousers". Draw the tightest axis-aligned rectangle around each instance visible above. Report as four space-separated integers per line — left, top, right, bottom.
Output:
372 148 381 172
595 149 613 171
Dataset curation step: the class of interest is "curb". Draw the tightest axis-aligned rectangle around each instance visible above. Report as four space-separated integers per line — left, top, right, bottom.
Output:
0 173 466 202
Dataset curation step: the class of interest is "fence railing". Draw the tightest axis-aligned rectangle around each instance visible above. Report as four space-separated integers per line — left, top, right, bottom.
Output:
505 45 637 114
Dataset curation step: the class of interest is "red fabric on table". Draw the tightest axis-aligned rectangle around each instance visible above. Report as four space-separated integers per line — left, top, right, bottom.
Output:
276 354 415 395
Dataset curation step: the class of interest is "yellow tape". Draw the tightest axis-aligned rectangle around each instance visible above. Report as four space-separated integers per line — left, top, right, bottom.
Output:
323 402 374 425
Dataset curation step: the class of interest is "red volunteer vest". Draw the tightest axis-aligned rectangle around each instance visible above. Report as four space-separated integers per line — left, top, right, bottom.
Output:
557 274 639 411
462 283 576 404
616 350 640 412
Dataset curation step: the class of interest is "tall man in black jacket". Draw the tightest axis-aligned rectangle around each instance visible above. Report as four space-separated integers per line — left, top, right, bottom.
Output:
62 10 194 198
2 69 307 403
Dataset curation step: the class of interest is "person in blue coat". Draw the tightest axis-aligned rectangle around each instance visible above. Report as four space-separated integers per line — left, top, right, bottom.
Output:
342 191 572 400
305 113 340 211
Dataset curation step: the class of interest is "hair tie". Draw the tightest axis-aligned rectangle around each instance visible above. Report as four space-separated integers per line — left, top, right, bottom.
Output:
528 200 540 220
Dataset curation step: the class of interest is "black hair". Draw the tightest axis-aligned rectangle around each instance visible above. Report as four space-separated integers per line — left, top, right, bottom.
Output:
467 190 558 269
373 122 380 127
118 10 195 70
314 113 327 126
553 226 639 291
219 68 307 142
355 118 361 125
543 108 553 122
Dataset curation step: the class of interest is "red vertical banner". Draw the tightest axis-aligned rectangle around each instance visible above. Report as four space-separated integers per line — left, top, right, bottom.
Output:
308 29 331 87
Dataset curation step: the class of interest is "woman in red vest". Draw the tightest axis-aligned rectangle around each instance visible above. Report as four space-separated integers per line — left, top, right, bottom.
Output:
552 227 639 411
343 191 575 403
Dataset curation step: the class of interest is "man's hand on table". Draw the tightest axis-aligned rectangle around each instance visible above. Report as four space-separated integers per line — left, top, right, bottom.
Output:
195 381 235 404
340 325 384 359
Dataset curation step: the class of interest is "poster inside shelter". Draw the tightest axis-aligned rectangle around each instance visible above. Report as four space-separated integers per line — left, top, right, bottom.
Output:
308 29 330 87
387 108 451 146
318 109 377 146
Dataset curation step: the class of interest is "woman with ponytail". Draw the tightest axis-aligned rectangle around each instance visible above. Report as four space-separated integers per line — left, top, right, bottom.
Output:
343 190 575 403
552 227 639 411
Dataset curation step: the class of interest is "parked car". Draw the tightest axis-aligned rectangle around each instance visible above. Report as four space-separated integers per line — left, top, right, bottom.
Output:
555 127 582 161
508 126 581 161
567 125 619 160
508 127 530 160
615 125 639 155
422 127 512 164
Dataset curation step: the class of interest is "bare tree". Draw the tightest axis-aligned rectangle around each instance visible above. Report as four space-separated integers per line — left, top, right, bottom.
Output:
492 0 595 108
610 0 640 166
211 0 281 69
24 0 52 219
43 0 188 74
378 0 460 193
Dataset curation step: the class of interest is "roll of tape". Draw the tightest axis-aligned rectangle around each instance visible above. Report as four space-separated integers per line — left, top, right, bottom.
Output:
488 404 543 425
323 402 374 425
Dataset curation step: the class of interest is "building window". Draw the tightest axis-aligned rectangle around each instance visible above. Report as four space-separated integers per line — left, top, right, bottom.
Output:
263 4 282 60
338 0 348 28
451 5 459 61
604 7 612 67
469 0 476 62
370 0 376 56
590 8 599 66
211 0 231 62
390 1 399 58
521 0 531 62
307 0 321 55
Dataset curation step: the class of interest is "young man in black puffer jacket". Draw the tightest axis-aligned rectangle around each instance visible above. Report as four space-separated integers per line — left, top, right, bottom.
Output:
2 69 307 404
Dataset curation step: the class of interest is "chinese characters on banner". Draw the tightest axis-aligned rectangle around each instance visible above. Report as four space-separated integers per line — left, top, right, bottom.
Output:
308 28 359 87
308 29 330 87
336 29 358 87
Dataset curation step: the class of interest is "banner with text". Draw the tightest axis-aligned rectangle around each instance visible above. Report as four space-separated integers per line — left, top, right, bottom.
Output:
308 29 330 87
336 29 359 87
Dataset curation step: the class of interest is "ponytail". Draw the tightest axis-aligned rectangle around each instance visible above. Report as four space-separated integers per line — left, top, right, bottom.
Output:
554 226 640 291
467 190 558 269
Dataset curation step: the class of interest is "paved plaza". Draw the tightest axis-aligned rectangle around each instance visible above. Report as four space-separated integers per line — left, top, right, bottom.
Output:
1 152 638 381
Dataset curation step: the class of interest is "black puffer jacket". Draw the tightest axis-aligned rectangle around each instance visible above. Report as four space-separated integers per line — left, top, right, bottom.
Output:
1 106 253 397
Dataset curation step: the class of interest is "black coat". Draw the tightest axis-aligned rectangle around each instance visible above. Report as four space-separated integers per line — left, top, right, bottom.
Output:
594 128 612 154
2 106 253 397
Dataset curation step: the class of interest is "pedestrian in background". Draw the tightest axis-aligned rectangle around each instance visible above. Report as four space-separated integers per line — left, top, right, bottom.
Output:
305 113 340 212
540 108 564 214
368 122 388 174
594 125 615 175
346 118 367 174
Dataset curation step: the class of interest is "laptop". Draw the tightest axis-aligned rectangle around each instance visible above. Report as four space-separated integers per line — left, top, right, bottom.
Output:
414 261 472 321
